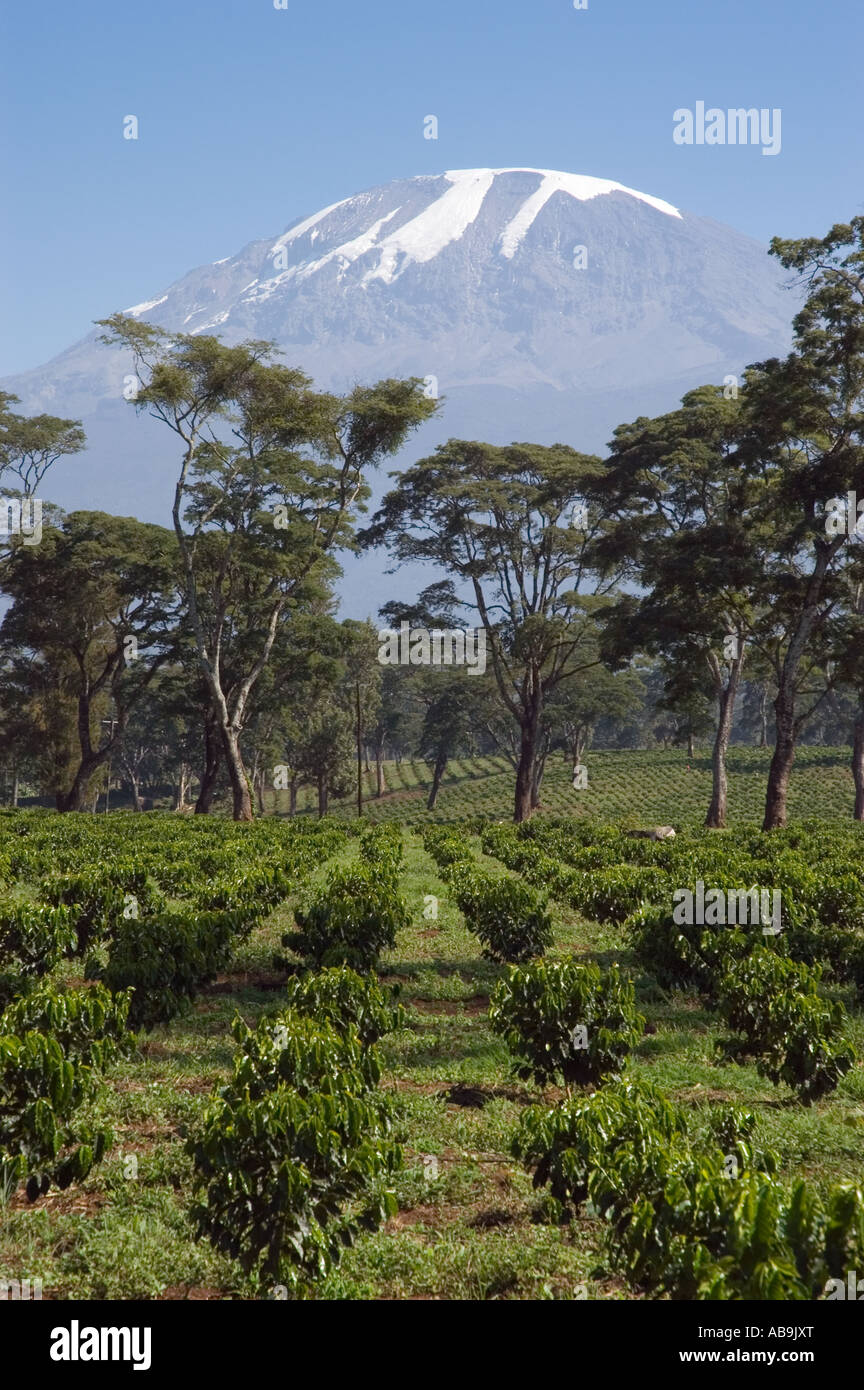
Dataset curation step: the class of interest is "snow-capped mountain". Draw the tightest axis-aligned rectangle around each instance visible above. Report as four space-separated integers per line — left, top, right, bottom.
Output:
1 168 797 613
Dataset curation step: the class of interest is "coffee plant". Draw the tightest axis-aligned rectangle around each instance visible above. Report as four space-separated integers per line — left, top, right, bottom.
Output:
188 1010 400 1292
96 909 245 1030
489 959 645 1088
281 968 405 1046
715 950 856 1103
452 865 553 963
284 863 410 971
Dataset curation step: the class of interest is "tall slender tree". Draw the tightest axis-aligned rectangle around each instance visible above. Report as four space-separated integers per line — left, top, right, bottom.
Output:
99 316 435 819
361 441 620 821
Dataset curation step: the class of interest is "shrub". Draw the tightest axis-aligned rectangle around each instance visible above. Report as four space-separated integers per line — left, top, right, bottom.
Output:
42 866 166 955
421 826 474 874
452 866 553 963
284 864 410 971
281 968 405 1046
489 959 644 1088
97 909 243 1030
624 902 707 991
0 1031 113 1202
192 863 295 915
188 1011 400 1292
715 951 855 1103
1 983 133 1067
0 991 129 1203
0 905 76 1009
358 823 403 876
513 1078 864 1298
565 865 670 924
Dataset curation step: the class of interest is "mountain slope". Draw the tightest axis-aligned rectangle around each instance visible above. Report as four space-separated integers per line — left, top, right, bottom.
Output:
1 168 797 613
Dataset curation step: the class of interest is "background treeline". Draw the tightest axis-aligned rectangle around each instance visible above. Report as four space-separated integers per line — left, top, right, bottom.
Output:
0 629 855 818
2 216 864 830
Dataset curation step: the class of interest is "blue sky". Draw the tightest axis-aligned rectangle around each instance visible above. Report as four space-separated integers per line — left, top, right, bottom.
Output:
1 0 861 377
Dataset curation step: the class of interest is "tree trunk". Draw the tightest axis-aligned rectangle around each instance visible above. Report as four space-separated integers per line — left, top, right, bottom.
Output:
58 690 119 812
375 740 387 797
687 731 695 759
427 752 447 810
122 755 143 812
763 688 796 831
530 744 548 810
514 698 541 822
289 779 298 817
355 683 363 819
762 548 833 831
58 761 99 812
853 706 864 821
317 774 328 818
11 770 19 809
195 714 221 814
706 653 743 830
221 725 253 821
173 763 191 812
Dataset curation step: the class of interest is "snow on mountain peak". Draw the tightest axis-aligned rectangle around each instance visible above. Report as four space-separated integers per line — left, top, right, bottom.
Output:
492 168 682 258
361 168 497 284
122 169 683 323
259 168 682 292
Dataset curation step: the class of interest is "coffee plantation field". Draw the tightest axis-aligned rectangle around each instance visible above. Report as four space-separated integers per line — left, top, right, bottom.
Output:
2 784 864 1301
274 745 860 826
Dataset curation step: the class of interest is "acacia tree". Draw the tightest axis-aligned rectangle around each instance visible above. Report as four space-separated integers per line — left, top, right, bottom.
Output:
0 512 180 810
99 315 436 820
0 392 85 495
341 619 382 818
824 561 864 818
378 588 477 808
740 218 864 829
592 386 764 827
361 441 620 821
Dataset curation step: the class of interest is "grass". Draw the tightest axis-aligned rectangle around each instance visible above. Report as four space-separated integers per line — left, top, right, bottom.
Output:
3 792 864 1300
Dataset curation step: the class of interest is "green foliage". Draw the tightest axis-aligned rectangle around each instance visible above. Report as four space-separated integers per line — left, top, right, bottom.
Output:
191 862 296 915
715 951 855 1103
451 864 553 963
42 866 166 955
284 863 411 971
0 904 76 1008
0 985 129 1202
489 959 644 1088
421 825 474 872
281 968 405 1046
513 1077 864 1299
187 1010 401 1292
0 1030 111 1203
97 909 243 1030
357 822 404 877
1 982 133 1067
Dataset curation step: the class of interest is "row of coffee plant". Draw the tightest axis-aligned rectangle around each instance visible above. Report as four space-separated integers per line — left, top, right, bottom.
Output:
484 955 864 1299
187 825 412 1292
422 825 553 961
513 1077 864 1299
477 821 860 1104
0 813 352 1206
